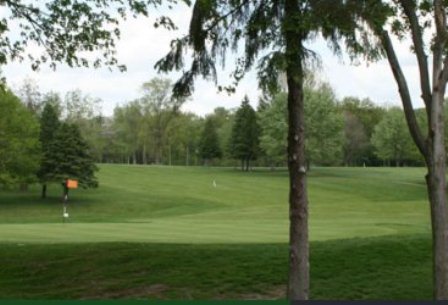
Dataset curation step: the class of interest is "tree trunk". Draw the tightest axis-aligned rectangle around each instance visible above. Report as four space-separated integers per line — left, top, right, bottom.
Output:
427 89 448 299
284 1 309 298
169 144 172 166
143 144 147 165
246 158 250 172
19 183 28 192
241 159 244 171
41 184 47 199
379 23 448 298
426 162 448 299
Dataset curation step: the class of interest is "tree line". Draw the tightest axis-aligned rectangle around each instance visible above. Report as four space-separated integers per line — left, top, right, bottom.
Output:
20 77 434 170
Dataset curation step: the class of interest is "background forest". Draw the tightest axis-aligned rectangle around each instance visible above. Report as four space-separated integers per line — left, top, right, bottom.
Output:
1 74 438 188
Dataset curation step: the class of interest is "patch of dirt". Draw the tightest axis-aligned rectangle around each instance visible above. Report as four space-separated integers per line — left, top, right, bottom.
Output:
217 285 286 300
82 284 286 300
82 284 169 299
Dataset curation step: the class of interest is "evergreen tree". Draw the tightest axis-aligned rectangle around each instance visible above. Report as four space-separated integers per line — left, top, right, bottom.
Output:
40 122 98 198
38 102 61 198
199 117 222 165
229 96 260 171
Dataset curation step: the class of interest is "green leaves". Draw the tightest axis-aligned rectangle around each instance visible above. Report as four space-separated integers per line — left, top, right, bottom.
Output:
258 80 344 166
0 89 41 186
1 0 183 71
371 107 420 164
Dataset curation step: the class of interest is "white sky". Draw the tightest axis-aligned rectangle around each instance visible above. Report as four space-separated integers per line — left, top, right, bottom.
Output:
2 4 424 117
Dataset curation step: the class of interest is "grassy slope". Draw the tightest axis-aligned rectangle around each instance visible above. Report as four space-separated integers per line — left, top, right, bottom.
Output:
0 165 430 243
0 165 435 299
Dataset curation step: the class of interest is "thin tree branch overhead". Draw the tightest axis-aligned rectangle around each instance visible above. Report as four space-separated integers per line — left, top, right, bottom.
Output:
379 30 427 157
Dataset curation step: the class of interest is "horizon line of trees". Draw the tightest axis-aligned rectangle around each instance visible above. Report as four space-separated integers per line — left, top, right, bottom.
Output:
57 77 431 169
5 76 435 177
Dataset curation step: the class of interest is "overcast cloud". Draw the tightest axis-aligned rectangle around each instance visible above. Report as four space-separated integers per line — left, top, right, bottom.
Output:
2 4 424 117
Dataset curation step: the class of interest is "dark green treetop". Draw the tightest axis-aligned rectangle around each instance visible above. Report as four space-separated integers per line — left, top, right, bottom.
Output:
199 117 222 162
40 122 98 188
37 102 61 185
229 96 260 164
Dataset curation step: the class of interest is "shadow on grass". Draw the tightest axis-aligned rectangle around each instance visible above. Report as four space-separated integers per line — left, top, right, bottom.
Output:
0 233 432 300
0 188 99 206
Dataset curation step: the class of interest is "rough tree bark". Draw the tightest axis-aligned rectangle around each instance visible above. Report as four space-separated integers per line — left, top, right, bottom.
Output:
284 0 309 299
376 0 448 298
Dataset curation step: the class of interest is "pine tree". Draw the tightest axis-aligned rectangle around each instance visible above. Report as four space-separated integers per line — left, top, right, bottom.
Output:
38 102 60 198
40 122 98 198
199 117 222 165
229 96 260 171
155 0 385 298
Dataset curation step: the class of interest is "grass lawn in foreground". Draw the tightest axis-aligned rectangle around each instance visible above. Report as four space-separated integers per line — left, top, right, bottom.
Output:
0 165 434 299
0 236 432 299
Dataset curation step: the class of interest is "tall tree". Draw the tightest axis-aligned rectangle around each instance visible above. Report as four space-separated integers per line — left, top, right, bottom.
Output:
166 112 202 166
209 107 235 162
365 1 448 298
258 82 343 168
0 89 40 187
199 117 222 164
342 112 369 166
41 122 98 198
371 107 419 166
113 102 143 164
38 102 60 198
229 96 260 171
156 1 379 298
64 90 105 162
339 97 385 166
258 93 288 167
140 78 184 164
304 83 343 167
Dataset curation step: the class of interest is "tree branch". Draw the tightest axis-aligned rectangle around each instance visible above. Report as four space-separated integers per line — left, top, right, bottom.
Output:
442 55 448 85
433 0 447 88
399 0 432 109
380 30 427 157
434 0 448 92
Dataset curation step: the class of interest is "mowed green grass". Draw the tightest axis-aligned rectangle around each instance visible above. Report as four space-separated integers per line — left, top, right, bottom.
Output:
0 165 435 299
0 165 430 243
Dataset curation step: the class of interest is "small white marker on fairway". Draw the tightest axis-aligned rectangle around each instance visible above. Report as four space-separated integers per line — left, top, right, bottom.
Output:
213 180 217 188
